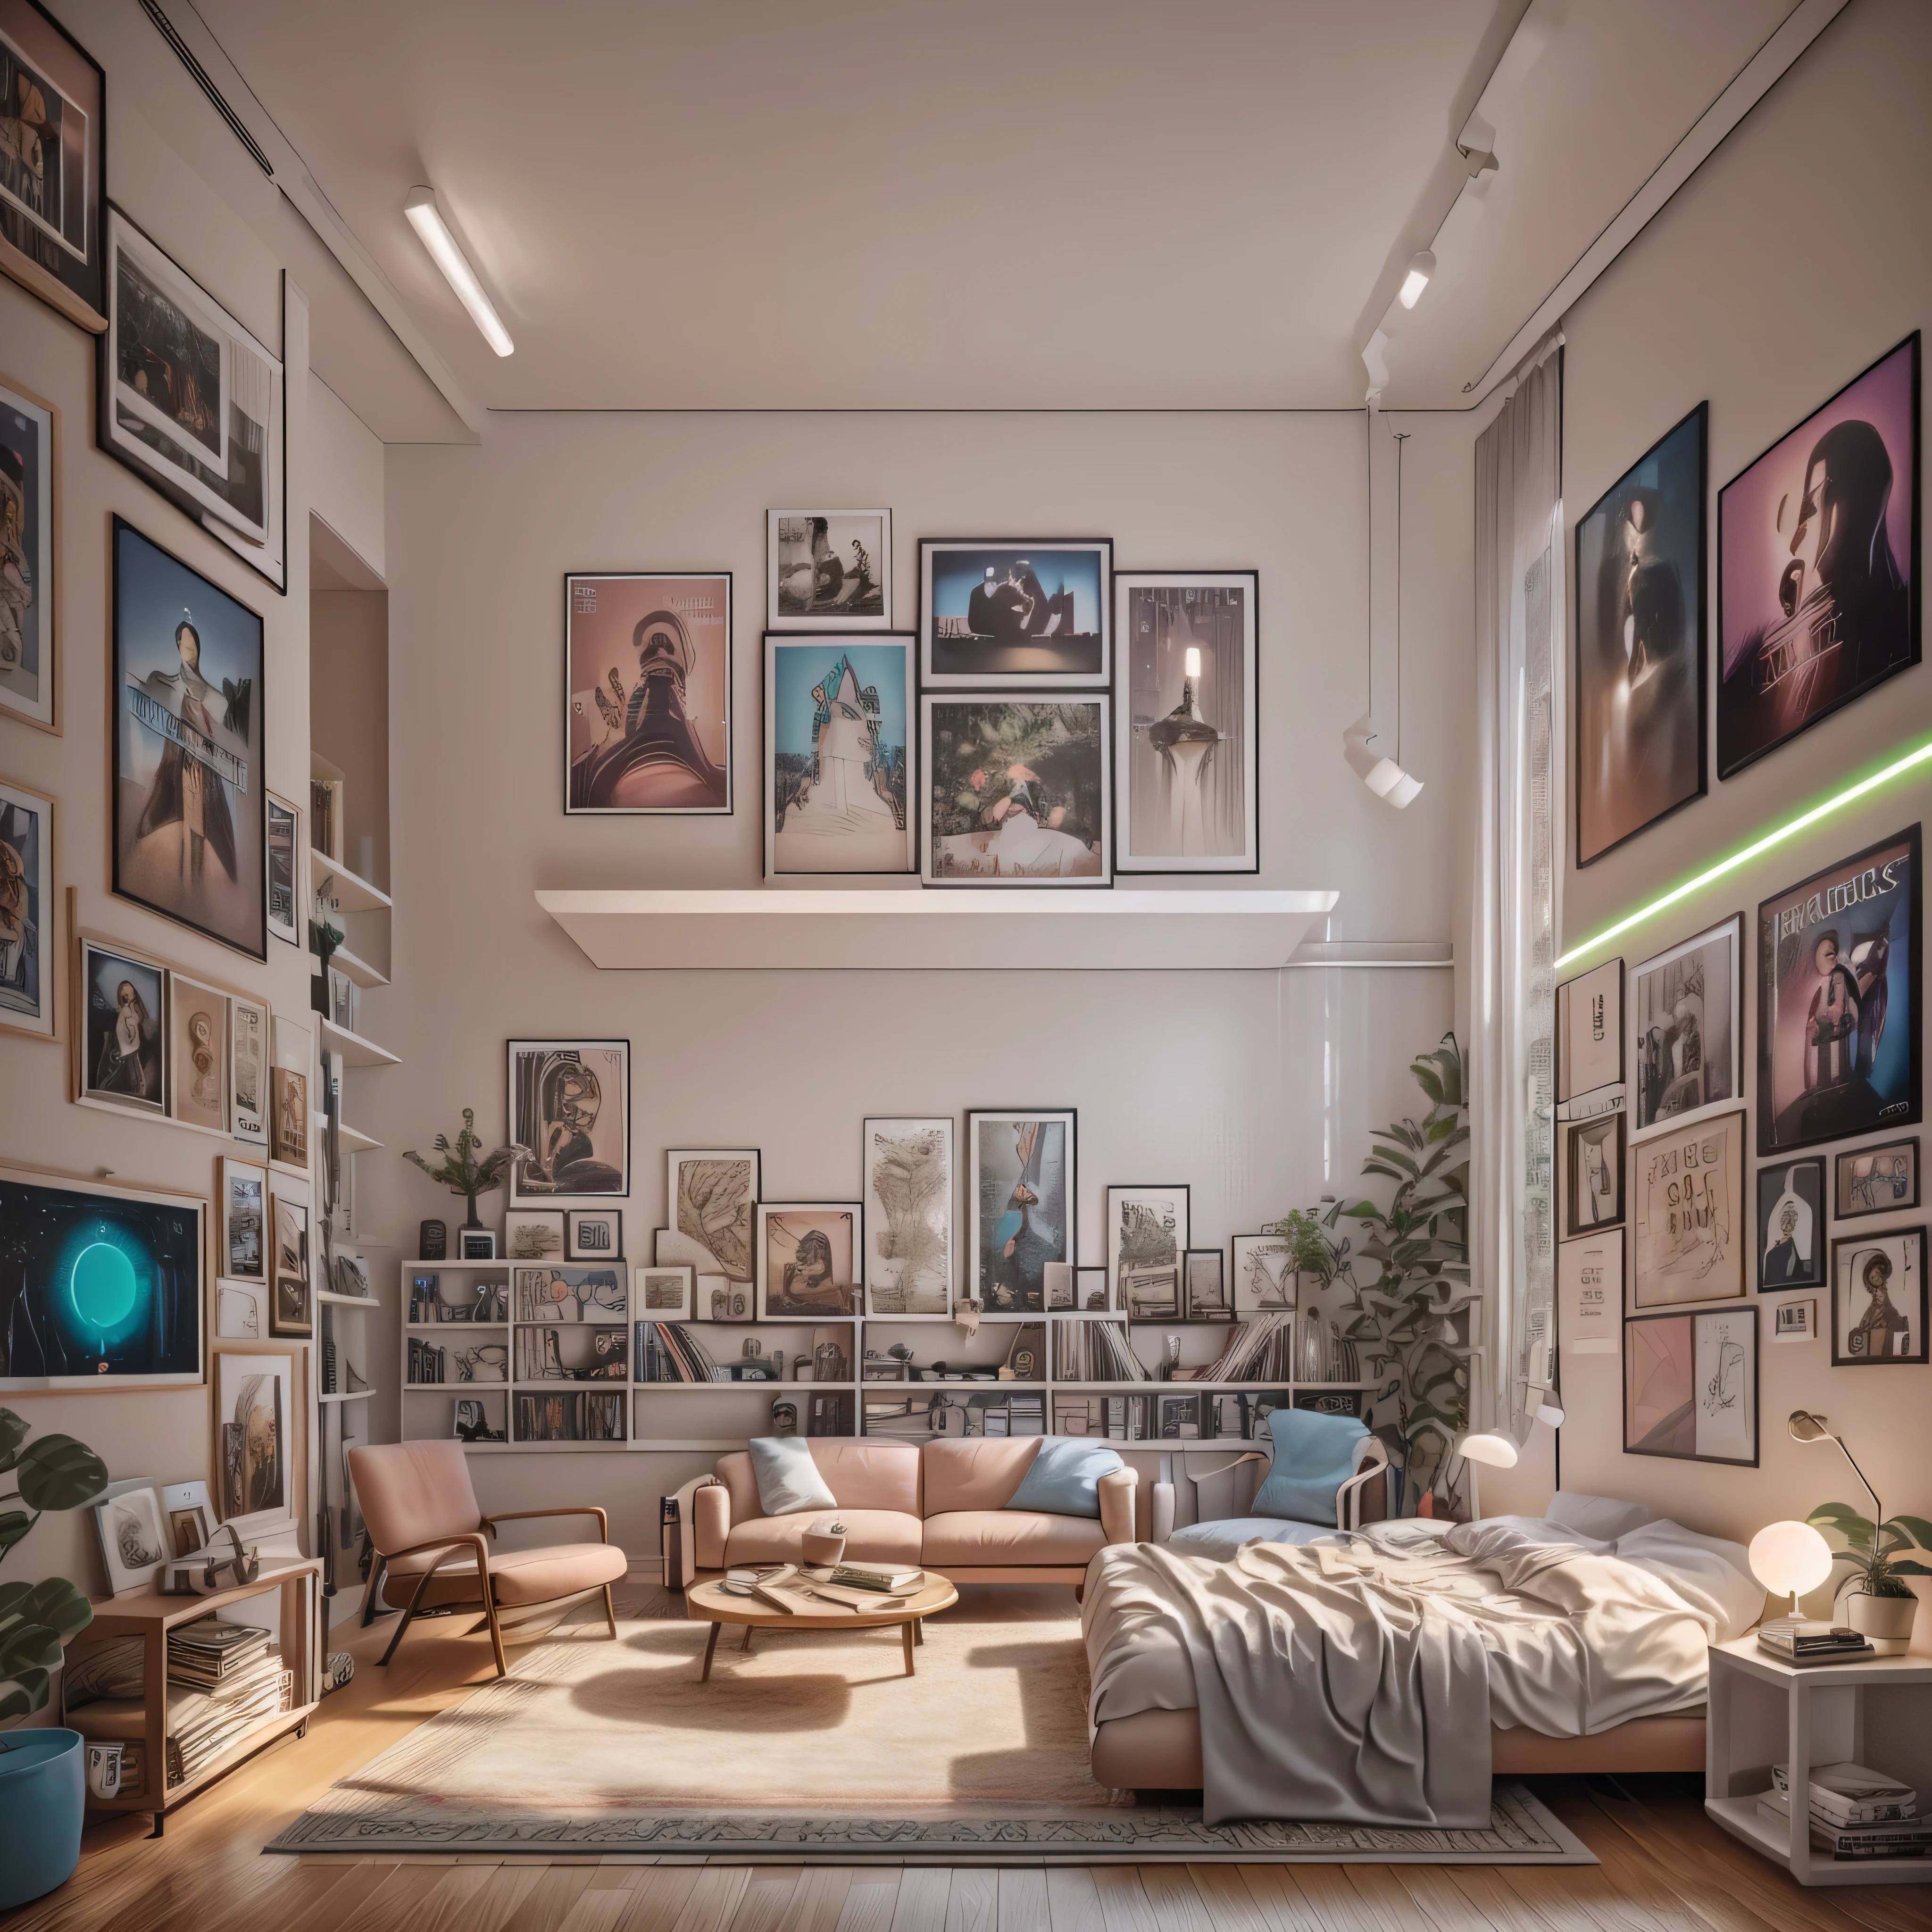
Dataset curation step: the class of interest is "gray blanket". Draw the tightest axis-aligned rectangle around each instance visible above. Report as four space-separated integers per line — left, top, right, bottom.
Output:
1091 1540 1491 1827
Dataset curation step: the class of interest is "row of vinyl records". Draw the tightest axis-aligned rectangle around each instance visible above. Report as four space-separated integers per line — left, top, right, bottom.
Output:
1045 1312 1303 1386
861 1386 1366 1443
514 1391 627 1441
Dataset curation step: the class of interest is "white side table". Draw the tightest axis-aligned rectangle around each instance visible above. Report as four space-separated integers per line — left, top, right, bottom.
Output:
1706 1634 1932 1887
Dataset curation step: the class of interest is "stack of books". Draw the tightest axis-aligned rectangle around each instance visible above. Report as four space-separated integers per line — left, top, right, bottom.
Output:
164 1619 290 1788
1756 1620 1875 1666
1758 1762 1929 1861
1050 1319 1151 1383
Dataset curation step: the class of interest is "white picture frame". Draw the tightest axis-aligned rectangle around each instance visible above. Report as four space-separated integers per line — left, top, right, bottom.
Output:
567 1208 623 1261
862 1116 953 1316
215 1278 265 1340
212 1345 300 1538
0 774 55 1039
1627 914 1742 1143
0 376 59 735
229 991 269 1150
1231 1232 1295 1316
635 1263 695 1320
1107 1184 1190 1320
505 1209 566 1262
266 791 302 948
92 1478 169 1595
767 510 891 630
159 1478 214 1559
219 1154 266 1280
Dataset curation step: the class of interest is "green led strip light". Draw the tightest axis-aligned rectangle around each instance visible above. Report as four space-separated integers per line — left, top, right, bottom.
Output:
1556 733 1932 972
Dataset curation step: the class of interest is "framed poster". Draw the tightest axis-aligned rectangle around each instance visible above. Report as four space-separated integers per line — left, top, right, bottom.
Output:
507 1039 630 1202
75 931 164 1116
1624 1306 1757 1465
1836 1136 1919 1220
1107 1184 1190 1320
862 1116 953 1316
1830 1226 1926 1366
566 1208 622 1261
1183 1249 1230 1320
269 1064 307 1171
269 1192 309 1338
966 1108 1074 1314
1574 405 1706 866
1756 1159 1824 1292
661 1148 758 1284
265 791 300 947
1628 914 1740 1141
764 634 913 875
564 572 731 813
755 1202 860 1319
1231 1232 1295 1316
164 970 228 1134
505 1209 565 1261
1561 1112 1624 1240
0 374 57 732
219 1155 265 1281
0 1 105 328
1718 334 1919 778
0 773 53 1039
212 1345 300 1534
1631 1110 1745 1309
101 210 286 591
1770 1297 1818 1344
229 990 267 1151
920 694 1110 885
1559 1227 1620 1354
920 540 1111 688
0 1162 205 1388
1556 958 1623 1106
111 517 266 958
1113 571 1258 874
1757 825 1919 1156
767 510 890 629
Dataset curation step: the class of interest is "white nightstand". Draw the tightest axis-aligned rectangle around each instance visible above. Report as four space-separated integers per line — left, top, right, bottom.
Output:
1706 1634 1932 1886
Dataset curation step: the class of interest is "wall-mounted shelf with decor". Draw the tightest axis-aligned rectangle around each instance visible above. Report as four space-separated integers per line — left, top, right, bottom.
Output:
535 888 1339 973
318 1017 400 1067
313 1110 381 1154
328 942 389 990
311 851 391 914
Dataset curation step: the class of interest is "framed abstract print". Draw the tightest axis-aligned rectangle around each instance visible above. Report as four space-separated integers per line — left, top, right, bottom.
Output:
1558 1228 1619 1355
1574 404 1706 866
1107 1184 1190 1320
92 1479 168 1596
1830 1226 1926 1366
268 1064 307 1171
505 1209 565 1261
269 1193 310 1338
228 990 268 1151
1718 334 1919 778
219 1155 266 1281
1113 571 1257 874
1561 1112 1624 1241
661 1149 758 1283
1624 1306 1757 1465
1757 825 1919 1156
0 2 105 329
1756 1158 1824 1293
634 1264 694 1320
213 1345 300 1534
566 1209 622 1261
0 774 53 1038
1184 1249 1231 1320
765 634 913 875
101 212 287 591
111 518 266 958
0 374 57 732
214 1274 264 1337
755 1202 860 1319
1769 1297 1818 1344
1556 958 1623 1108
1231 1232 1295 1316
966 1109 1074 1315
507 1040 629 1202
862 1116 953 1316
921 694 1110 885
0 1162 205 1388
76 932 164 1116
1836 1136 1919 1220
920 540 1111 688
1627 914 1740 1141
1630 1110 1745 1309
564 572 731 814
265 791 300 947
768 510 890 629
165 970 228 1135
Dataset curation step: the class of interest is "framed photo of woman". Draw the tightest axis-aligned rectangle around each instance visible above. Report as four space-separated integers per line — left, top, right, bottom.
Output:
75 931 166 1116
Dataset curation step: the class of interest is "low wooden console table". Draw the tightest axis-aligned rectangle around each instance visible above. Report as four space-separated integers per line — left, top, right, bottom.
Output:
61 1557 323 1836
685 1573 958 1681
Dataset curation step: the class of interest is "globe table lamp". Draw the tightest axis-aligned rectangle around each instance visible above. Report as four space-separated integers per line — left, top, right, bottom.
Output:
1457 1432 1518 1522
1748 1519 1833 1632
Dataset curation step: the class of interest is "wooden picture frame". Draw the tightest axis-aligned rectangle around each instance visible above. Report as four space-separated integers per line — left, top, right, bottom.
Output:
218 1154 266 1282
0 373 60 733
1631 1110 1746 1309
211 1343 304 1537
268 1192 310 1338
0 772 55 1040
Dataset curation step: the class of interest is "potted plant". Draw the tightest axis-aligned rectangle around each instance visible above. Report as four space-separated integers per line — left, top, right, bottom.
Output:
1806 1500 1932 1654
403 1107 526 1236
0 1407 109 1907
1263 1208 1339 1381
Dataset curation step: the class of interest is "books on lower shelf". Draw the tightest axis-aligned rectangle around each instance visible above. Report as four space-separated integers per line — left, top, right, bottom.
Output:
408 1335 449 1384
1772 1761 1919 1824
1757 1790 1929 1859
637 1321 720 1383
164 1619 291 1788
1050 1318 1149 1383
514 1390 627 1442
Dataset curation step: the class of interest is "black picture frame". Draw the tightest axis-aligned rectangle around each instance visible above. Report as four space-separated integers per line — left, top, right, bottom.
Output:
1717 333 1920 779
1623 1306 1758 1466
1755 1157 1825 1292
1755 825 1921 1157
505 1038 632 1204
965 1108 1076 1314
1830 1226 1927 1366
1574 402 1707 867
1183 1248 1231 1321
1561 1112 1625 1241
1106 1183 1191 1320
919 539 1113 688
1835 1136 1920 1221
109 516 267 960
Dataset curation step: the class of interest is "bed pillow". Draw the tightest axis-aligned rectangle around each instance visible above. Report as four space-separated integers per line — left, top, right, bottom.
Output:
1546 1491 1657 1541
748 1436 837 1516
1004 1438 1123 1519
1250 1409 1368 1526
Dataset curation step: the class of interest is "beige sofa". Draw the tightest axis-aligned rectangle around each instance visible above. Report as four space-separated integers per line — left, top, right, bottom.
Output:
687 1438 1136 1588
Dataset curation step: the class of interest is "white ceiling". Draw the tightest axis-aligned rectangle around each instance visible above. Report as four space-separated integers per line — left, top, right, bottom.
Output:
192 0 1802 417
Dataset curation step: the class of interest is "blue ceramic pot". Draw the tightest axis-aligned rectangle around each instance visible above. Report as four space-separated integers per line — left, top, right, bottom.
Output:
0 1728 85 1907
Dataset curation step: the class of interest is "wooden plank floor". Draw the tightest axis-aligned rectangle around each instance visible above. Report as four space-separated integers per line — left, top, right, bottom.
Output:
5 1589 1927 1932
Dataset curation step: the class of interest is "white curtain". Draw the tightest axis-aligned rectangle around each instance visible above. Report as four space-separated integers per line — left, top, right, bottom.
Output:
1470 336 1563 1439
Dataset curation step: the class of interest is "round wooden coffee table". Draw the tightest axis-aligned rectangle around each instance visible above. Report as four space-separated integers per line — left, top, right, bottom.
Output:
685 1571 958 1681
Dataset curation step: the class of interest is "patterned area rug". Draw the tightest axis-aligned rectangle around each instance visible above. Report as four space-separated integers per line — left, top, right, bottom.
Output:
269 1595 1593 1865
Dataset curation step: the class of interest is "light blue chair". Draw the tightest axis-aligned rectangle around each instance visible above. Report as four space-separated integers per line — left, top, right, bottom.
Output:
1153 1408 1388 1560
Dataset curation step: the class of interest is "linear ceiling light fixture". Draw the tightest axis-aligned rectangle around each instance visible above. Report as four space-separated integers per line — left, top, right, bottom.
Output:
404 186 514 357
1554 733 1932 972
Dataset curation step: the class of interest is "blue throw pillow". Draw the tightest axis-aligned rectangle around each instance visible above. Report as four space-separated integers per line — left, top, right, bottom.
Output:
748 1436 838 1516
1003 1438 1124 1519
1249 1408 1368 1527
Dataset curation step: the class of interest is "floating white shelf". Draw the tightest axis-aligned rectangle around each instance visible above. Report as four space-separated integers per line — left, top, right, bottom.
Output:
318 1389 374 1405
315 1288 379 1308
319 1017 400 1067
329 943 389 990
313 1109 382 1154
536 887 1339 972
311 850 392 914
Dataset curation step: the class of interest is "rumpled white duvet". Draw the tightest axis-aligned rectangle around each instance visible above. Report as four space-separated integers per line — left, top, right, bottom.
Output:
1083 1510 1760 1828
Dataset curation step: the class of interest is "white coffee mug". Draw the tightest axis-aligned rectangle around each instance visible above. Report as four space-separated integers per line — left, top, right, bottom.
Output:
86 1740 124 1800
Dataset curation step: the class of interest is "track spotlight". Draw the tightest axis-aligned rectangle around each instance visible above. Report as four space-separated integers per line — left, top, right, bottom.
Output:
1343 715 1424 808
1398 250 1435 309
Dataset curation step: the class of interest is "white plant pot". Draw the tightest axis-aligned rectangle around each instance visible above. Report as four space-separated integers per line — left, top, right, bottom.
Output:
1845 1591 1918 1655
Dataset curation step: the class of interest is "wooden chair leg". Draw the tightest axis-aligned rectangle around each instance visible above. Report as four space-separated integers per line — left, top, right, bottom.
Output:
603 1583 617 1638
482 1582 508 1677
361 1557 390 1626
379 1566 437 1666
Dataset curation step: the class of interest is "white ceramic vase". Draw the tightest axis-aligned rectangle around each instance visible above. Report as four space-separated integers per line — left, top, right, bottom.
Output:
1845 1591 1918 1655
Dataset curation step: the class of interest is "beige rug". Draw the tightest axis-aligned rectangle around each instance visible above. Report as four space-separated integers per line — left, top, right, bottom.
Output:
270 1588 1591 1862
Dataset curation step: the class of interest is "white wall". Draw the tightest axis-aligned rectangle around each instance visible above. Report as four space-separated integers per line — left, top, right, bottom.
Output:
370 407 1474 1551
1553 0 1931 1621
308 377 386 583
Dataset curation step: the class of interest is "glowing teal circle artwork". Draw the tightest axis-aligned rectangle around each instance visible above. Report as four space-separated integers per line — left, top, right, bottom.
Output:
70 1241 139 1331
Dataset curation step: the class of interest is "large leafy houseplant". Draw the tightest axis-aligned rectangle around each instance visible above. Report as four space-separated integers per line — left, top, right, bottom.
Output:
403 1107 525 1231
0 1409 108 1728
1806 1502 1932 1603
1324 1034 1474 1512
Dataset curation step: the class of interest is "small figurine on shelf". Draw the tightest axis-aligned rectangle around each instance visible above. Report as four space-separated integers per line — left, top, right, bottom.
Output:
403 1108 527 1241
770 1398 799 1437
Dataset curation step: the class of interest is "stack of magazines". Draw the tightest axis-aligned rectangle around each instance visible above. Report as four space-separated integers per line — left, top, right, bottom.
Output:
1201 1314 1297 1384
165 1618 289 1788
1050 1319 1150 1383
1757 1619 1875 1665
1759 1761 1929 1860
